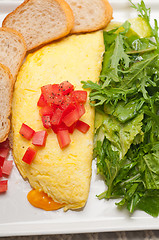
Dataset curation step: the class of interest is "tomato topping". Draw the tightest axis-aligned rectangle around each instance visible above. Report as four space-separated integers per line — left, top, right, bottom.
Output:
51 122 68 134
0 139 9 149
68 122 77 134
32 131 48 147
51 95 64 106
22 147 37 164
59 81 74 95
71 90 87 103
2 160 13 176
0 148 9 167
19 123 35 140
77 104 85 118
37 81 90 149
57 130 71 149
0 167 2 178
37 94 47 107
51 108 64 126
42 115 51 129
51 84 62 96
62 108 79 127
41 84 62 105
76 120 90 133
0 180 8 193
39 105 55 117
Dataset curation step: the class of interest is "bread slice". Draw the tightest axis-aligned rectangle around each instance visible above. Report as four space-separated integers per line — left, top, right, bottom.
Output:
0 63 13 143
65 0 113 33
2 0 74 51
0 27 26 83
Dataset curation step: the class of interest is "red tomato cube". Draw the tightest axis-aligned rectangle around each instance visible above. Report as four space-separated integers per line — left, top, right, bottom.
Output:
37 94 47 107
62 102 76 117
51 108 64 126
0 167 2 178
41 84 61 104
59 81 74 95
57 130 71 149
42 115 51 129
51 95 64 106
39 105 55 117
77 104 85 118
0 148 9 167
0 180 8 193
2 160 13 176
19 123 35 140
61 95 72 109
76 120 90 133
22 147 37 164
32 131 48 147
51 122 68 134
62 108 79 127
0 139 9 149
68 122 77 134
71 90 87 103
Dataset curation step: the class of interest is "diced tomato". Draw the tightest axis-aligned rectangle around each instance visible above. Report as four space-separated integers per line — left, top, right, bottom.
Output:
68 122 77 134
60 95 75 110
19 123 35 140
59 81 74 95
51 122 68 134
39 105 55 117
51 108 64 126
77 104 85 118
41 84 62 104
71 90 87 103
37 94 47 107
62 108 79 127
42 115 51 129
0 139 9 149
22 147 37 164
41 84 55 104
76 120 90 133
62 102 76 117
57 130 71 149
0 180 8 193
32 131 48 147
51 84 62 95
51 94 64 106
0 148 9 167
2 160 13 176
0 167 2 178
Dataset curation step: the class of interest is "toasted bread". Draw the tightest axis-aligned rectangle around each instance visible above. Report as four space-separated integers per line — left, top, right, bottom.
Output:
2 0 74 51
0 27 26 83
0 63 13 143
65 0 113 33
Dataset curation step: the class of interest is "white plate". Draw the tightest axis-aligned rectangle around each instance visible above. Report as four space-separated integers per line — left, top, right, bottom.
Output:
0 0 159 237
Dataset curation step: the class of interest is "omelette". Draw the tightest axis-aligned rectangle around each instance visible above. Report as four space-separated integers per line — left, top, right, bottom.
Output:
11 31 104 211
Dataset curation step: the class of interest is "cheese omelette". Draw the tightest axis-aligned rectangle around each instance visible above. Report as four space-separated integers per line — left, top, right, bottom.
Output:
11 31 104 211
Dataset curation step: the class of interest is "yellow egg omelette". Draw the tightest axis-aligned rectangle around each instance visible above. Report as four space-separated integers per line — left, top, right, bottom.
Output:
11 31 104 211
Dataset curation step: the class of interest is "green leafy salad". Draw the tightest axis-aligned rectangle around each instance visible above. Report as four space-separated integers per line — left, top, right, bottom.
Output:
82 0 159 217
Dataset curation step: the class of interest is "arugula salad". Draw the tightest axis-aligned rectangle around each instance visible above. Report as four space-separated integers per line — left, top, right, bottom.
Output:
83 0 159 217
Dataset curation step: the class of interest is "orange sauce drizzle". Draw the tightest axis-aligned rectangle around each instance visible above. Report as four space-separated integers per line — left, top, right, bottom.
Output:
27 189 64 211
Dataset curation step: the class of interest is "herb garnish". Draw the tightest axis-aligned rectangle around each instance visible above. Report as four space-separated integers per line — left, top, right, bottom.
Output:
82 0 159 217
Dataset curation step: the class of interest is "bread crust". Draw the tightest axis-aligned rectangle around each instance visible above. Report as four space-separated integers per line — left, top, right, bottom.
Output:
0 63 13 143
2 0 74 51
70 0 113 34
0 27 27 83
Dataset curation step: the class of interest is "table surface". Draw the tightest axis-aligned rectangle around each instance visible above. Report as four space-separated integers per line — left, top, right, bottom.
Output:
0 231 159 240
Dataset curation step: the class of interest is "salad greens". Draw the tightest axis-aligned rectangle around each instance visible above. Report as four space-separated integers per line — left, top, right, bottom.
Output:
82 0 159 217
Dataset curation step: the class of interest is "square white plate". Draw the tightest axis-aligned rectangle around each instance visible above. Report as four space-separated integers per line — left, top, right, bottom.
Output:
0 0 159 237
